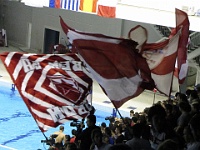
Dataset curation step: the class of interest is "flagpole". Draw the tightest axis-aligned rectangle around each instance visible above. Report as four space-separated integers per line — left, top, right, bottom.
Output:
153 92 156 105
152 88 157 105
112 102 125 123
169 74 174 100
169 47 179 100
41 132 54 146
169 24 181 100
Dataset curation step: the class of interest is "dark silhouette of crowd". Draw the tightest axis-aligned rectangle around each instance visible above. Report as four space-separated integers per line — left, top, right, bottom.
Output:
48 86 200 150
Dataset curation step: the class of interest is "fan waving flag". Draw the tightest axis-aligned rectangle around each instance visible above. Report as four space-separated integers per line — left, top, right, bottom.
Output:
60 17 155 108
0 52 93 132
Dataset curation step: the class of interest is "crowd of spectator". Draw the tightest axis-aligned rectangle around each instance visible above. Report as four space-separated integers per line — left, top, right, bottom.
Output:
48 85 200 150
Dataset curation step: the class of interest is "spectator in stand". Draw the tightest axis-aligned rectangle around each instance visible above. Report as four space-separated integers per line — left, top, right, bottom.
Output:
164 103 177 129
122 117 132 141
188 90 199 104
157 139 179 150
114 125 125 144
174 92 181 102
90 128 112 150
183 125 194 149
172 104 181 122
186 89 192 99
126 123 152 150
64 143 78 150
64 135 71 147
102 134 110 145
75 114 100 150
195 84 200 99
137 114 151 141
147 104 178 150
134 112 140 120
190 99 200 116
187 113 200 150
70 129 76 143
103 127 115 145
108 143 132 150
51 125 67 150
100 122 107 135
130 116 138 127
175 102 191 136
177 93 188 104
130 110 134 118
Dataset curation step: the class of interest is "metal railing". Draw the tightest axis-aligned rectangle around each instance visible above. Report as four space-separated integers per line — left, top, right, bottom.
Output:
155 25 200 52
188 32 200 52
155 25 200 64
154 25 171 37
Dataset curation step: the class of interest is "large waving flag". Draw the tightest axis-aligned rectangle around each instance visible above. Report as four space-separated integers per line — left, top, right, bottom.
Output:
129 9 189 96
0 52 93 132
60 17 155 108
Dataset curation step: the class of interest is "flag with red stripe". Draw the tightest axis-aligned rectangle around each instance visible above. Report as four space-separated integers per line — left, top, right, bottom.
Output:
142 31 181 96
0 52 93 132
128 9 189 96
60 17 155 108
175 9 190 84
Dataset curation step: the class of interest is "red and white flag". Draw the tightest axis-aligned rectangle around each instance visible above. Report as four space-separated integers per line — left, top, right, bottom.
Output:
128 9 189 96
97 0 117 18
142 31 181 96
60 17 155 108
0 52 93 132
175 9 190 84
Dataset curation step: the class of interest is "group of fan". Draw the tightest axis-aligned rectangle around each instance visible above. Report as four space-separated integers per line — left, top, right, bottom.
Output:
51 86 200 150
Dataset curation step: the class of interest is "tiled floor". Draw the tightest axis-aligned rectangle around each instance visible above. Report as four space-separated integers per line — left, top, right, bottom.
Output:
0 45 167 114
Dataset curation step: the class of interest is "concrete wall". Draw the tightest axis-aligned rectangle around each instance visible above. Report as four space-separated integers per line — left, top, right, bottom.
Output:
0 0 4 29
2 1 162 53
3 1 32 47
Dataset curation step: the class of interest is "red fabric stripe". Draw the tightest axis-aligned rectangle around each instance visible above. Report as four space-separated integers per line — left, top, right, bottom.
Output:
74 39 140 79
176 9 189 84
151 52 177 75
